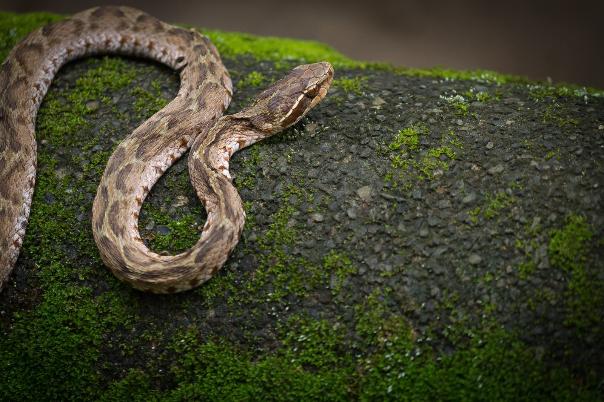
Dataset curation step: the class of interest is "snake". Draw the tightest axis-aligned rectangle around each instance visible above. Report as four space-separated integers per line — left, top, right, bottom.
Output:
0 6 333 293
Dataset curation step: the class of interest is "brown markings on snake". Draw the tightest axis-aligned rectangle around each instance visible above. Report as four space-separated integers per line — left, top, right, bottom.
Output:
192 44 207 56
115 163 134 193
207 61 217 76
105 146 126 175
95 185 109 231
5 80 25 109
167 28 195 43
122 244 147 267
70 18 85 35
97 234 123 267
0 176 13 200
116 20 129 32
193 223 227 264
14 44 43 75
41 22 58 37
91 6 125 19
108 201 125 237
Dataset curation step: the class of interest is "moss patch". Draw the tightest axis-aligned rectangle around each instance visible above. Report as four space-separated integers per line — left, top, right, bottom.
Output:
384 125 461 190
548 215 603 332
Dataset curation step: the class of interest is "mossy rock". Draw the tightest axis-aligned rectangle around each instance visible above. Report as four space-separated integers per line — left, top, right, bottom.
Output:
1 11 603 401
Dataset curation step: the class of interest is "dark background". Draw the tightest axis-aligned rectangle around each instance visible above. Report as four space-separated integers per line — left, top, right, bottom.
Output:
2 0 603 88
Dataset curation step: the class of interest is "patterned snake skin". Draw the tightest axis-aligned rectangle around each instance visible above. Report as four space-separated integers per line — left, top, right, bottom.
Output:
0 6 333 293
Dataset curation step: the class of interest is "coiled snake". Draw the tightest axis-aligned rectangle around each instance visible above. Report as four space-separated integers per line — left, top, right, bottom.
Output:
0 6 333 293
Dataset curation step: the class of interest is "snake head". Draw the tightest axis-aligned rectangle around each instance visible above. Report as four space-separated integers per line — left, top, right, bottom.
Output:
239 62 334 133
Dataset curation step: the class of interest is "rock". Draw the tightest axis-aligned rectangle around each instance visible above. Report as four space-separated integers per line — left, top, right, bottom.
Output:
356 185 373 202
372 96 386 108
172 195 188 208
437 199 452 209
487 164 504 175
468 254 482 265
462 192 477 204
85 100 99 111
310 213 325 223
156 225 170 235
486 141 494 149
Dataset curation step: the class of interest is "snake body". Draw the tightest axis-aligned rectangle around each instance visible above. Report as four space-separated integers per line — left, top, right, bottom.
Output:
0 6 333 293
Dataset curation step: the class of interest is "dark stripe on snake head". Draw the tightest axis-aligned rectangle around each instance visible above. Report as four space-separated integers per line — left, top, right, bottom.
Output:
281 94 311 128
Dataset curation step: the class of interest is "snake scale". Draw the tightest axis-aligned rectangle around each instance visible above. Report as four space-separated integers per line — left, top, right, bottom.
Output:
0 6 333 293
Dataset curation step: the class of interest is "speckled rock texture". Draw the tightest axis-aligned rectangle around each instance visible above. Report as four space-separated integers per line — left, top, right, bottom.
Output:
0 11 603 401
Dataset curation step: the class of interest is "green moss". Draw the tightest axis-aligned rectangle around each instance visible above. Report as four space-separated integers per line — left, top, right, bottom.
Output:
236 71 266 88
333 76 367 94
548 215 602 331
132 80 170 118
142 205 202 254
385 127 461 189
440 93 470 116
99 369 158 402
483 190 515 219
0 285 134 401
467 190 516 224
359 327 595 401
468 206 481 224
233 145 262 190
322 251 357 295
388 125 423 152
199 27 359 70
545 148 560 161
542 102 579 127
166 327 353 401
528 83 600 101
